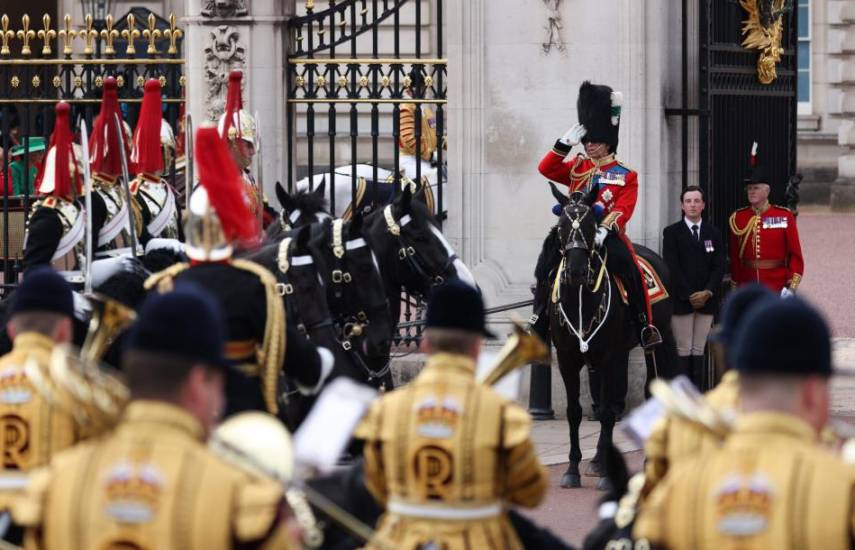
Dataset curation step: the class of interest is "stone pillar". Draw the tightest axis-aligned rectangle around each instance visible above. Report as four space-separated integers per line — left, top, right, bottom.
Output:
184 0 293 198
828 0 855 210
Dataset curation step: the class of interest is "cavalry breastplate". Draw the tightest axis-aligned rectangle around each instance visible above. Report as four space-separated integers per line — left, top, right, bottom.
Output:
132 177 179 239
95 184 129 250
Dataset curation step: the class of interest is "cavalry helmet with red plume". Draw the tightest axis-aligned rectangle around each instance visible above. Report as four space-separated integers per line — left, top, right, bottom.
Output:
130 79 176 177
35 101 82 199
217 70 256 145
89 76 129 184
185 127 260 262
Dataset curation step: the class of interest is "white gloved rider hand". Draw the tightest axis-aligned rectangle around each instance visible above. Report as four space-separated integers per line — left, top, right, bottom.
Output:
559 123 587 147
780 287 795 299
594 226 609 248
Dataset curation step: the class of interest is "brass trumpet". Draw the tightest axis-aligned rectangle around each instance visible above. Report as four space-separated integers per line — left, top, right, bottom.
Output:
81 292 137 364
481 316 550 387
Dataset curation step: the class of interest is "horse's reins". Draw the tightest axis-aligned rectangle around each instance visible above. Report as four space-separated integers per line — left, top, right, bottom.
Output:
383 205 457 294
556 205 612 354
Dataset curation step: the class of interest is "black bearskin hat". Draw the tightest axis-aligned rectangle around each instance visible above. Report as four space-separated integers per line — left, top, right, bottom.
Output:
743 141 770 186
577 81 622 153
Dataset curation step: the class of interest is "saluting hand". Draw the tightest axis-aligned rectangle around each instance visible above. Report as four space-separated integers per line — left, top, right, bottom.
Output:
560 123 587 147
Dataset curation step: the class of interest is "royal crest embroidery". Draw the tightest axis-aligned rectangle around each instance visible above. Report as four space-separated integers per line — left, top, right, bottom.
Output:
602 189 614 202
714 472 775 536
103 461 166 524
0 367 32 405
415 396 462 439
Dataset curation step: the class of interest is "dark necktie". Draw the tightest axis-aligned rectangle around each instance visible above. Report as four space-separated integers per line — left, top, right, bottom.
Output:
692 224 699 242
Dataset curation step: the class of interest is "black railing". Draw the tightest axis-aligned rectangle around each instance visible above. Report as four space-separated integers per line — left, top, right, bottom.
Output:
0 9 184 290
287 0 445 348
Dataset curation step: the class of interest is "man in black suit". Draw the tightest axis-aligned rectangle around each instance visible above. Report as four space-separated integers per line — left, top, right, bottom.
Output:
662 185 725 389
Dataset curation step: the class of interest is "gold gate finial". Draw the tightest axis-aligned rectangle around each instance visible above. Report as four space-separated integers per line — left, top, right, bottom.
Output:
17 14 35 56
144 13 162 54
122 13 140 55
164 13 182 55
82 14 97 55
37 14 56 55
58 14 77 55
0 15 14 56
100 14 118 55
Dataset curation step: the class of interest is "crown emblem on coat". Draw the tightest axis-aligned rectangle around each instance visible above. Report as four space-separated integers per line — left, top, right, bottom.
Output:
0 367 32 405
415 396 462 439
714 472 775 537
103 461 166 524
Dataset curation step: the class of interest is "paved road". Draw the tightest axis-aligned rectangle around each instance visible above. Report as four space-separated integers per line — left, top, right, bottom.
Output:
524 210 855 547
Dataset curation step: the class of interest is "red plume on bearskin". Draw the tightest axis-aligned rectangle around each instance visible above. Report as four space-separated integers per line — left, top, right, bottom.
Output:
89 76 125 179
194 127 259 244
131 79 164 175
220 70 243 140
36 101 79 199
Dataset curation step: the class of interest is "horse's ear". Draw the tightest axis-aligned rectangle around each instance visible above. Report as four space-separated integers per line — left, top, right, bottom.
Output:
275 181 294 211
398 180 414 213
314 177 326 198
549 182 569 208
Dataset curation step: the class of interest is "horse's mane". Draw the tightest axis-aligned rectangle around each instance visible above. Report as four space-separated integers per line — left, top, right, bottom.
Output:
535 226 560 281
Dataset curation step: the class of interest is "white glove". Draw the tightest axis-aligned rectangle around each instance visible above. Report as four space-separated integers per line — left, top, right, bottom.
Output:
780 287 795 299
559 123 587 147
594 226 609 248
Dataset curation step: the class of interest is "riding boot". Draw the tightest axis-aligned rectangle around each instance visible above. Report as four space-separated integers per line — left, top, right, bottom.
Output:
628 294 662 350
691 355 707 392
678 355 692 382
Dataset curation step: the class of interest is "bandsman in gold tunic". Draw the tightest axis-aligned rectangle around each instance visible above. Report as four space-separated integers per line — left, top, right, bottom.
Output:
11 285 298 550
642 284 774 496
0 268 79 474
355 279 547 550
634 297 854 549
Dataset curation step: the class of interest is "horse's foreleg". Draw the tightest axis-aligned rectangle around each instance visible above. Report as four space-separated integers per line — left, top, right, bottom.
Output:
556 345 583 489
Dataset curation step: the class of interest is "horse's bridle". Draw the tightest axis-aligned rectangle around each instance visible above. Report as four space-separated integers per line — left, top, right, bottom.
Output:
383 205 457 293
275 237 336 336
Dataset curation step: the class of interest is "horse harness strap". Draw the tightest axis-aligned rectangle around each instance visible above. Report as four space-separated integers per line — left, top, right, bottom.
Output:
275 237 334 336
383 205 455 289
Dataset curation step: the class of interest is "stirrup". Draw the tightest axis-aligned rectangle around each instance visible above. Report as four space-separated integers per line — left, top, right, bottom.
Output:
640 325 663 350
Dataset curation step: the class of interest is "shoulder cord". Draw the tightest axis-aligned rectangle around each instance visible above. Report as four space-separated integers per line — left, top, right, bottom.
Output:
231 259 287 416
728 212 759 260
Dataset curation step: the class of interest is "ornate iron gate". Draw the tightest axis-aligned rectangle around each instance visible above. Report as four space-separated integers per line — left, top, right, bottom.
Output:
699 0 798 232
0 8 184 289
286 0 446 347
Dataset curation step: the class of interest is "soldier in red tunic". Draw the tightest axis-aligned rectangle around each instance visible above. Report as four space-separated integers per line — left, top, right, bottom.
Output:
728 143 804 296
536 81 661 349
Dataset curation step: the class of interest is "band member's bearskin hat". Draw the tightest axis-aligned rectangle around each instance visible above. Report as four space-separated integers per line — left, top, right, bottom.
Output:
218 70 256 145
743 141 771 186
89 76 128 184
185 127 259 262
35 101 82 200
577 81 623 154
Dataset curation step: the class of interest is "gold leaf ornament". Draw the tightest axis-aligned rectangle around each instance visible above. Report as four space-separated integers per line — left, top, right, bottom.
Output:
82 14 98 55
143 13 162 54
58 14 77 55
37 14 56 55
163 13 182 55
121 13 140 56
17 14 35 56
739 0 787 85
100 14 118 55
0 15 14 56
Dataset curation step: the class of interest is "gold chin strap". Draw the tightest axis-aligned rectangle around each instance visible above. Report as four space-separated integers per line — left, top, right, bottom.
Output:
383 205 401 235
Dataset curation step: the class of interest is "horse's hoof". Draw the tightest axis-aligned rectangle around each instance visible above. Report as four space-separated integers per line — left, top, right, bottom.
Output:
560 472 582 488
595 477 613 492
585 460 605 477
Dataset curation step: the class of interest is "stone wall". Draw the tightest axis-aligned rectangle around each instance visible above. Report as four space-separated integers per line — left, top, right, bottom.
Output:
828 0 855 210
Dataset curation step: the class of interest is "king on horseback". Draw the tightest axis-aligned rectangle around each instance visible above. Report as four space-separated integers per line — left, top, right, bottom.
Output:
536 81 662 350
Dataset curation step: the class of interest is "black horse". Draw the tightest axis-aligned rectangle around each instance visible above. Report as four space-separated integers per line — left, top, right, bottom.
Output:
307 215 395 387
361 184 478 326
265 180 331 242
549 191 677 488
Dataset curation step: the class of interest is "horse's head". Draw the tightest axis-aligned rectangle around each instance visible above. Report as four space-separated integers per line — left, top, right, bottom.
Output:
309 214 393 366
268 180 331 240
553 184 598 287
363 183 477 298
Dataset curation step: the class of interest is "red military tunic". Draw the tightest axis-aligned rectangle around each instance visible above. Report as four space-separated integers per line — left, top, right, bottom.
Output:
538 141 652 320
538 143 638 233
728 203 804 292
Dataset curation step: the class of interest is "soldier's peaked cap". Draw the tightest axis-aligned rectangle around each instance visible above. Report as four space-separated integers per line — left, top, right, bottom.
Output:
577 81 622 153
10 266 74 318
124 283 229 369
732 297 832 377
426 278 496 338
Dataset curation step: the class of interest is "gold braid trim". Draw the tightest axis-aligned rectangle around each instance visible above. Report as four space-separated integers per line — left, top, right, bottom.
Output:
789 272 802 290
231 259 286 416
143 262 190 292
728 211 758 261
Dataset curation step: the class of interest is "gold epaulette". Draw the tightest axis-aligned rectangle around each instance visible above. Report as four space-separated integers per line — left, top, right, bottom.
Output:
231 259 287 416
143 262 191 293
